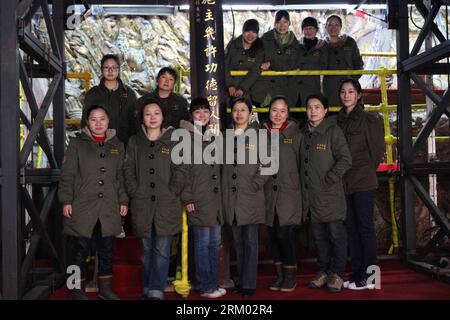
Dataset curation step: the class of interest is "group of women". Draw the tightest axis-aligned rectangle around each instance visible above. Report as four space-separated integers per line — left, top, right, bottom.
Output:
58 11 385 301
225 11 364 110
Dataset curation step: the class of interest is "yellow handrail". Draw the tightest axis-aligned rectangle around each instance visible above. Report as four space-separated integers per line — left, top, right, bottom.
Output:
66 72 92 92
172 209 191 297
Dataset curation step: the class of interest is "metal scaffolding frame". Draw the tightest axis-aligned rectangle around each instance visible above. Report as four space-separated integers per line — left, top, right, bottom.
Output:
1 0 449 300
1 0 65 300
396 0 450 283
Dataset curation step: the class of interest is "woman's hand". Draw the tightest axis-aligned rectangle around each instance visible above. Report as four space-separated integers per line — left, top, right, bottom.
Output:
228 87 237 97
185 203 196 213
260 62 271 70
63 204 73 219
120 205 128 217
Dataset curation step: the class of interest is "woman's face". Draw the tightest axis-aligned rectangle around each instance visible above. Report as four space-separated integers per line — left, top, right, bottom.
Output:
101 58 120 81
243 30 258 46
275 17 290 35
269 99 289 127
157 72 175 92
232 102 251 127
303 26 318 40
142 103 163 130
306 98 327 126
192 108 211 127
326 17 342 37
340 82 361 109
88 108 109 136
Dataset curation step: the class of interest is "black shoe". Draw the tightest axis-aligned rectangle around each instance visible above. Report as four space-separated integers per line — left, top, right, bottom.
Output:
232 285 242 293
241 288 255 297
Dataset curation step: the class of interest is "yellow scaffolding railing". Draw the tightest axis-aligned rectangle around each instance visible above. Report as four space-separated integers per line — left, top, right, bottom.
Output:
172 210 191 297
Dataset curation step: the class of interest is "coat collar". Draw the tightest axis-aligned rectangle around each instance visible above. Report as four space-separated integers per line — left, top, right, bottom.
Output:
302 118 333 136
337 103 365 122
138 125 174 146
99 78 126 93
262 119 299 138
299 37 325 50
325 34 349 47
80 127 118 144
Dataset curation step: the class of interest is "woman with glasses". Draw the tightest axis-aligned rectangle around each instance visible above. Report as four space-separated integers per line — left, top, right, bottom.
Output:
82 54 138 147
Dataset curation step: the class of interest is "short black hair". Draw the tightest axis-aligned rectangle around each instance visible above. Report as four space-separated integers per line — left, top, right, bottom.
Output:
101 54 120 68
139 98 164 121
86 104 110 119
326 15 342 26
305 93 329 110
269 95 289 110
231 97 253 112
157 67 178 82
275 10 290 24
190 97 211 114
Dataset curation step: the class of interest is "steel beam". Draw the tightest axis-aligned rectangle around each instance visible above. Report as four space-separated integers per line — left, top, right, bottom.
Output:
412 89 450 156
414 0 447 43
18 29 63 74
401 40 450 73
410 1 441 56
397 0 416 257
409 176 450 239
1 0 21 300
19 73 62 167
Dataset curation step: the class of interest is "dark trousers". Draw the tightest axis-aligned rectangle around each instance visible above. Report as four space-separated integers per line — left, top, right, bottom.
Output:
269 214 298 265
71 221 114 279
345 190 378 279
231 224 259 290
311 220 347 278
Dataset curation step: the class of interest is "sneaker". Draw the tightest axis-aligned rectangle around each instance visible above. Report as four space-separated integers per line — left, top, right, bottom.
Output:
348 277 376 290
200 289 223 299
343 274 358 289
326 273 344 293
308 272 328 288
116 225 126 238
216 287 227 296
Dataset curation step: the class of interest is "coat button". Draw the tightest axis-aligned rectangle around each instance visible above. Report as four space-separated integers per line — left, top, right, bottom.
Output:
98 192 103 198
308 134 312 139
150 142 155 147
273 185 278 191
232 174 237 179
304 171 308 176
149 168 155 174
304 158 309 163
151 195 156 201
212 174 217 180
306 145 310 150
234 147 237 153
150 182 155 188
272 174 277 179
149 154 154 159
232 186 237 192
213 187 219 193
100 167 106 173
98 142 104 147
305 184 308 189
100 152 106 158
233 162 237 167
98 180 104 186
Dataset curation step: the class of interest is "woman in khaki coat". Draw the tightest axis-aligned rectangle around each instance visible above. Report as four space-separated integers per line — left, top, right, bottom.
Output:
222 98 268 296
262 96 302 292
123 98 182 300
58 105 128 300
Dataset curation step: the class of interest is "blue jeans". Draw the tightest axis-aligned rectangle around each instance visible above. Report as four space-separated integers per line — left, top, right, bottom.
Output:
141 234 172 299
192 224 221 293
231 224 259 290
311 221 347 278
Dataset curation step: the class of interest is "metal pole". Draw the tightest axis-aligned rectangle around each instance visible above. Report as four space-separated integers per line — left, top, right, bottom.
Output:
397 0 416 256
0 0 21 299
